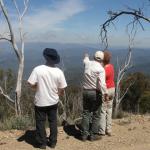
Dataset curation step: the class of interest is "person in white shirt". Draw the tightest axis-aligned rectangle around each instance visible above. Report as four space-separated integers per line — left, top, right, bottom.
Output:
81 51 108 141
28 48 67 149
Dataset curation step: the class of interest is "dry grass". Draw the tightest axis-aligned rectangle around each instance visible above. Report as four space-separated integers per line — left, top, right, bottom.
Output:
0 114 150 150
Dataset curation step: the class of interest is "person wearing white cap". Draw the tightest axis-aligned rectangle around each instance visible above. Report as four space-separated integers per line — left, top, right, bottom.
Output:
81 51 108 141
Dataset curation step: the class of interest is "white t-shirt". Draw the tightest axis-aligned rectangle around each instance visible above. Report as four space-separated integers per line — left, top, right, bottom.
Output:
28 65 67 107
83 56 108 94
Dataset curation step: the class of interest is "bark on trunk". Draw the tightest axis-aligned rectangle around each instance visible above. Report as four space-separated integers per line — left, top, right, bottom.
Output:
15 57 24 116
113 102 120 118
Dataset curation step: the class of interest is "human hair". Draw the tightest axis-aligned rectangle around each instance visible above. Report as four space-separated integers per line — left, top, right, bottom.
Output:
103 50 111 65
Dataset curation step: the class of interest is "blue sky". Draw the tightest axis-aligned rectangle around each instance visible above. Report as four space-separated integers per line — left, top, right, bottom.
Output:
1 0 150 48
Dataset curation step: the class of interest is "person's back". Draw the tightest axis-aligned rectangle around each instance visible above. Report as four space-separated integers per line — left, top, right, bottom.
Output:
83 60 104 89
31 65 67 107
83 55 107 94
99 50 115 137
28 48 67 149
104 64 115 89
81 51 108 142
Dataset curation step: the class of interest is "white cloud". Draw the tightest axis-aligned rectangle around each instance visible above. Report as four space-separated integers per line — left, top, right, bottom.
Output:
23 0 86 39
0 0 86 42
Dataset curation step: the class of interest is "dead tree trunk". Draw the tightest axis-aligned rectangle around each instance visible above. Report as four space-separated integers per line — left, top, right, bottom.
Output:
113 103 120 118
15 58 24 116
100 5 150 118
113 48 134 118
0 0 29 116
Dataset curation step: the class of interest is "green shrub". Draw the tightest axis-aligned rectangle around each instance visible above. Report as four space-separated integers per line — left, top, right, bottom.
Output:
0 106 5 121
121 72 150 113
139 91 150 113
0 116 34 130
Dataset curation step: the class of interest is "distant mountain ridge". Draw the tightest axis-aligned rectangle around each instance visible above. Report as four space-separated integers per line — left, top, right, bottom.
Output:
0 42 149 85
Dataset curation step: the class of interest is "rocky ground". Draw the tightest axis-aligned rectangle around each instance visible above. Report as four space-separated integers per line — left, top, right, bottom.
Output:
0 114 150 150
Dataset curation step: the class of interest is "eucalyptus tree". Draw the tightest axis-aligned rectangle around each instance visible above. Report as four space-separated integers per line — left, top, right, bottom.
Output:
0 0 29 116
100 3 150 117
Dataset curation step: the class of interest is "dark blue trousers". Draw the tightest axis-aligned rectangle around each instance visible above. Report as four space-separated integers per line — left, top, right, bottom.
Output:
35 104 58 146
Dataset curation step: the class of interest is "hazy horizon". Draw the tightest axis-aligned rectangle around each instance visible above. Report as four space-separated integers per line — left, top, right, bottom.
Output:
0 42 150 85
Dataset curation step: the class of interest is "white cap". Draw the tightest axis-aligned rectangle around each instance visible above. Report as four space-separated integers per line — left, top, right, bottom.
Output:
94 51 104 61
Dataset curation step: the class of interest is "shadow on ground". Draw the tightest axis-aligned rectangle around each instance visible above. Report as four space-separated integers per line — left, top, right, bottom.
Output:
17 130 39 148
17 123 82 147
63 122 82 141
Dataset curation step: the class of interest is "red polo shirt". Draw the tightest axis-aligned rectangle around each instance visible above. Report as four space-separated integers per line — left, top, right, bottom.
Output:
104 64 115 89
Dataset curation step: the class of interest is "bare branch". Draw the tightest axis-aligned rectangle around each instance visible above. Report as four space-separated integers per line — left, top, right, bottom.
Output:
115 47 132 110
59 100 65 112
124 47 132 67
0 32 11 42
116 48 132 87
0 0 29 116
12 0 29 20
101 3 150 118
5 100 16 111
119 81 135 103
59 100 67 121
0 37 11 42
0 86 15 103
100 9 150 48
21 0 29 19
0 0 20 60
12 0 21 19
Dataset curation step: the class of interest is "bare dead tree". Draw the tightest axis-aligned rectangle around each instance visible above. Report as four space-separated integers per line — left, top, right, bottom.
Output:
0 0 29 116
113 47 135 117
100 5 150 118
100 8 150 48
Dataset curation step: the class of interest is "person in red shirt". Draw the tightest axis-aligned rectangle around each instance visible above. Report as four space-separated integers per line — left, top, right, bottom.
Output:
99 50 115 136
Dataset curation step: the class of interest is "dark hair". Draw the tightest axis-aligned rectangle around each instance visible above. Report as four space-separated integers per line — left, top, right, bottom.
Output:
103 50 111 65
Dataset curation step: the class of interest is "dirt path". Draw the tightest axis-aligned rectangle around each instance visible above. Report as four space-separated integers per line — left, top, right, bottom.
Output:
0 115 150 150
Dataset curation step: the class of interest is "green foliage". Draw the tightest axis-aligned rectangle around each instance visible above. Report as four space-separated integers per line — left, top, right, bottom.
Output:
121 72 150 113
0 67 83 128
1 67 150 130
0 116 33 130
21 81 35 116
65 86 82 119
58 85 82 123
139 91 150 113
0 68 16 119
0 106 5 121
0 68 34 130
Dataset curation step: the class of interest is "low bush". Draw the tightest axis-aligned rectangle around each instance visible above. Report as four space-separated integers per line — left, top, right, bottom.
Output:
0 115 34 130
139 91 150 113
